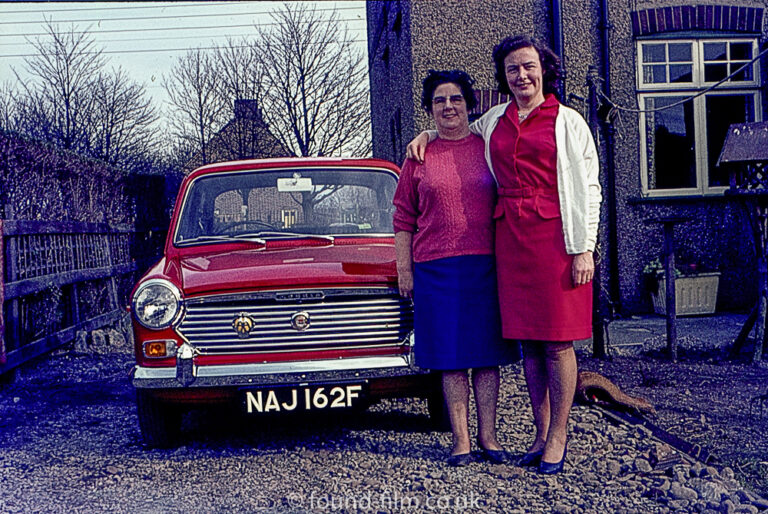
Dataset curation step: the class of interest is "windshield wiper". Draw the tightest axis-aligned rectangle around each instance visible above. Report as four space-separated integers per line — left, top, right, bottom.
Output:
247 231 335 243
176 235 266 247
231 234 267 244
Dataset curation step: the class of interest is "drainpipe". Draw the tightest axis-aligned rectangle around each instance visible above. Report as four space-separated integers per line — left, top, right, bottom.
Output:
599 0 621 315
551 0 565 100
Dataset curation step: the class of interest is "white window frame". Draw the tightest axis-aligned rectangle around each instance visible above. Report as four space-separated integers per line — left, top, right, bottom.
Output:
636 37 762 197
639 90 762 196
699 39 760 86
637 41 695 90
637 38 760 90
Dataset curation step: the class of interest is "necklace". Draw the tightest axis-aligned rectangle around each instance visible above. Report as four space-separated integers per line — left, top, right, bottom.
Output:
518 100 543 122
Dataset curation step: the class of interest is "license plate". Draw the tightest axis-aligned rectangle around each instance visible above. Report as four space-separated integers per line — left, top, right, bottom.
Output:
242 383 366 414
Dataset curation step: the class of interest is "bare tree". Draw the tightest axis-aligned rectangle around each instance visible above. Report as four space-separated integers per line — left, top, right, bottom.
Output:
17 20 106 152
9 88 55 145
213 38 262 107
0 82 21 132
89 67 158 167
255 4 371 157
8 22 159 173
164 48 227 165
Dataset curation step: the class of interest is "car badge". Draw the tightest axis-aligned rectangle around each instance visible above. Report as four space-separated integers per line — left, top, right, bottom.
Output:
291 311 311 331
232 313 255 339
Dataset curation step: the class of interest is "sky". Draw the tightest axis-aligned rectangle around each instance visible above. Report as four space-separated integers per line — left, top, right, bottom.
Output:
0 1 368 114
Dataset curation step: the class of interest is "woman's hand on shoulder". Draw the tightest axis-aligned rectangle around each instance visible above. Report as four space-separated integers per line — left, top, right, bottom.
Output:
572 251 594 287
405 132 430 163
397 269 414 298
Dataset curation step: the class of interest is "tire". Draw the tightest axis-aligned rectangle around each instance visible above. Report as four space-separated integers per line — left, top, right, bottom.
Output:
0 368 17 385
135 390 182 448
426 376 451 432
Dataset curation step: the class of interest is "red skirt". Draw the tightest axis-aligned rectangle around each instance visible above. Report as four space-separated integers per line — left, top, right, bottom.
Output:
494 190 592 341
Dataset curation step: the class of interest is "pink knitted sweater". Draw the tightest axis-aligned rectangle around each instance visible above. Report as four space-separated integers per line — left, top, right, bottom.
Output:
393 134 496 263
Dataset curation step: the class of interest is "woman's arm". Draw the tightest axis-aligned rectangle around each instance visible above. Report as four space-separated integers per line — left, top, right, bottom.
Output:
394 231 414 298
392 158 419 297
405 131 436 163
405 103 503 162
570 112 600 286
561 108 601 254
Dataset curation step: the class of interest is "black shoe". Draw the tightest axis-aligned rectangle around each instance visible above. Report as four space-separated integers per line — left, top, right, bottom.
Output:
477 439 512 464
446 453 473 467
518 450 543 467
538 445 567 475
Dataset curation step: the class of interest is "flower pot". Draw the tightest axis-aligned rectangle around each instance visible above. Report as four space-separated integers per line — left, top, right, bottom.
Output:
650 272 720 316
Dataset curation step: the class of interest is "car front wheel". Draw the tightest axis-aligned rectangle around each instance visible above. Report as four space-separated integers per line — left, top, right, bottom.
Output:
136 390 182 448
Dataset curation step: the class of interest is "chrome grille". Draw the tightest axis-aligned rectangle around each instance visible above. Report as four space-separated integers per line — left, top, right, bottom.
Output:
177 288 413 354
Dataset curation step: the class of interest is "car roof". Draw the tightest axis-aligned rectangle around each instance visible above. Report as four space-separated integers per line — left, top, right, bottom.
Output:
189 157 400 179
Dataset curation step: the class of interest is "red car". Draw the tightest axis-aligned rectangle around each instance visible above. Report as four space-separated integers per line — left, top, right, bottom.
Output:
129 158 443 446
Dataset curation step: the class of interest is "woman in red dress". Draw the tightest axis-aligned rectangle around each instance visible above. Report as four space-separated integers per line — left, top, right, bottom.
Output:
408 36 601 474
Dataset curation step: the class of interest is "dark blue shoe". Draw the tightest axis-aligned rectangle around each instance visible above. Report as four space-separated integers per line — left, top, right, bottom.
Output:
478 445 512 464
538 445 567 475
518 450 543 467
446 453 473 467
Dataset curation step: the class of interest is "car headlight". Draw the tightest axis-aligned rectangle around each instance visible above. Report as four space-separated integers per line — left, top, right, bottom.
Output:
132 279 182 329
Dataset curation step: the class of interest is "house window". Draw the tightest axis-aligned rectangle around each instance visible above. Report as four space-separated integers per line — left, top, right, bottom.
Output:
702 41 755 82
637 38 762 196
281 209 298 228
641 42 693 85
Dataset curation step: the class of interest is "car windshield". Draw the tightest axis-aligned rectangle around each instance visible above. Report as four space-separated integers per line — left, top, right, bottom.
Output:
174 166 398 245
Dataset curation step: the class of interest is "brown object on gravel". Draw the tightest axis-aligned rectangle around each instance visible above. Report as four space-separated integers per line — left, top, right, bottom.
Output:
576 370 657 415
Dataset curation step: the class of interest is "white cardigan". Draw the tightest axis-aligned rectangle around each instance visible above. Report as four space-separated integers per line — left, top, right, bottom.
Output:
468 101 602 255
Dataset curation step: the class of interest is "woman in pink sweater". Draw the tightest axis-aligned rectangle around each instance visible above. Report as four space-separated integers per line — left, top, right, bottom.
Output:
393 70 519 467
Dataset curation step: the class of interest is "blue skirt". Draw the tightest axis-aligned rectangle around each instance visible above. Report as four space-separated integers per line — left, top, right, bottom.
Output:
413 255 521 370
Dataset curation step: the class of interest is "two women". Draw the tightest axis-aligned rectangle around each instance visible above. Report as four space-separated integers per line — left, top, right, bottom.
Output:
393 70 519 467
406 36 601 474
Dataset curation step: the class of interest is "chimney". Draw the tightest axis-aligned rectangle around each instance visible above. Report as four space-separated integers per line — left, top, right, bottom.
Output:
234 99 261 121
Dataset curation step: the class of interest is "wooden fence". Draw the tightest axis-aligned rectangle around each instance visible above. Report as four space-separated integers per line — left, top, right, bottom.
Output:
0 220 161 374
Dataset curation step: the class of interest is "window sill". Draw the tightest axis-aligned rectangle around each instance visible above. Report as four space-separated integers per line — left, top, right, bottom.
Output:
628 193 733 204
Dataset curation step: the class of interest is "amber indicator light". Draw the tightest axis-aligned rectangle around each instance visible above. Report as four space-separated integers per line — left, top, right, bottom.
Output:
144 341 168 358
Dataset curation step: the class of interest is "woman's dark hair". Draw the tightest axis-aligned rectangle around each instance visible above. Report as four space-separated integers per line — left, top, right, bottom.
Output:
492 35 563 96
421 69 477 113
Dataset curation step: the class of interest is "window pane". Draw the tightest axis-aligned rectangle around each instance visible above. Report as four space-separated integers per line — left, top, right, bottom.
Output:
730 42 752 60
730 63 753 82
643 65 667 84
669 64 693 83
642 43 666 63
706 95 755 187
704 63 727 82
703 42 727 61
644 97 697 190
668 43 692 62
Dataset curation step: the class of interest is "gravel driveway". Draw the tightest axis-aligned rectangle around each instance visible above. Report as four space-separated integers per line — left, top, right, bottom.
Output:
0 330 766 513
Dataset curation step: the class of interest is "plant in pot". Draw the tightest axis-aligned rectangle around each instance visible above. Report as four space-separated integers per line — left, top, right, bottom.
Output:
643 257 720 316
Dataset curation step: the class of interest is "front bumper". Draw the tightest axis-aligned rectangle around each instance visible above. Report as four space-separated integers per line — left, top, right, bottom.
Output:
132 353 427 389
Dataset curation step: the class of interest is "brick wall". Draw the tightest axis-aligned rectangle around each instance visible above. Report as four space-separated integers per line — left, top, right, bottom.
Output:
632 4 764 35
